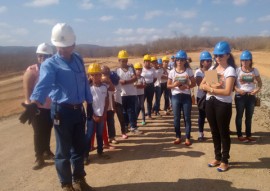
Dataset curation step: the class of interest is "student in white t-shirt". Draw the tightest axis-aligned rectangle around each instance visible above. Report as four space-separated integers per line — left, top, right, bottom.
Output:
234 50 262 143
200 41 236 172
141 54 157 119
133 62 146 125
160 56 171 115
195 51 213 141
167 50 196 147
85 63 110 165
116 50 141 134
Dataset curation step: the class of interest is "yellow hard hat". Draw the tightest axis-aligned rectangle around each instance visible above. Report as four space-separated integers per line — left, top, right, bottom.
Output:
143 54 151 61
134 62 143 69
118 50 129 59
87 63 102 74
162 56 169 62
151 56 157 62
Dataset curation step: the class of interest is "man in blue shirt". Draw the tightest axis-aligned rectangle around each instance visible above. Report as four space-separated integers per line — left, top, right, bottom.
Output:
20 23 95 191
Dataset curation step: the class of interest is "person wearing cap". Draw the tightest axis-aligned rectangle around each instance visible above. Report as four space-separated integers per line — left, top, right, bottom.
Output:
200 41 236 172
21 43 54 170
160 56 171 115
20 23 94 190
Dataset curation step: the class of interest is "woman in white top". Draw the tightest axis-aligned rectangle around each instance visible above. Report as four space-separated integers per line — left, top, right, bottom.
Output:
167 50 196 146
200 41 236 172
153 58 164 116
195 51 212 141
161 56 171 115
234 50 262 143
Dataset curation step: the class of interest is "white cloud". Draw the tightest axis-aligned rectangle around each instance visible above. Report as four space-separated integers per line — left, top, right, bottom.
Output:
34 19 57 25
259 30 270 36
0 22 10 28
12 28 29 36
25 0 59 7
199 21 216 34
99 15 113 21
114 28 134 35
173 9 197 19
144 10 163 20
235 17 246 23
233 0 248 6
258 15 270 22
0 6 7 13
136 28 158 35
79 0 93 10
101 0 132 10
128 14 137 20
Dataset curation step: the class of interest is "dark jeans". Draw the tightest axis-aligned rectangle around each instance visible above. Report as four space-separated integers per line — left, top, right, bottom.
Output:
32 108 53 158
161 82 170 111
171 93 192 139
144 83 155 117
205 97 232 164
136 94 145 122
197 97 206 133
115 102 126 134
235 94 256 137
122 95 137 129
51 103 86 185
153 86 162 113
107 110 116 139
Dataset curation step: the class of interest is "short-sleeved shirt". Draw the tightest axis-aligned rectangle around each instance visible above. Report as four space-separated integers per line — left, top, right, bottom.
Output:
194 68 206 99
90 83 107 116
168 68 194 95
116 66 137 96
141 67 156 84
235 67 260 94
206 66 236 103
154 68 164 87
135 76 146 95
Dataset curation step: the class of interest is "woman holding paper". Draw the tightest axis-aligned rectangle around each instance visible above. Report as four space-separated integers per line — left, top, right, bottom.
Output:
167 50 196 146
234 50 262 143
200 41 236 172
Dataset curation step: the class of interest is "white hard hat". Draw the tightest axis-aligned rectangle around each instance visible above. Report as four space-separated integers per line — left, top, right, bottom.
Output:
36 43 53 55
51 23 76 47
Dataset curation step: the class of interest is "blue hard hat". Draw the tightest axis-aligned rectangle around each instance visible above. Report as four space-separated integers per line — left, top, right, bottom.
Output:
175 50 187 59
200 51 212 61
157 58 162 64
213 41 231 55
240 50 252 60
171 55 175 59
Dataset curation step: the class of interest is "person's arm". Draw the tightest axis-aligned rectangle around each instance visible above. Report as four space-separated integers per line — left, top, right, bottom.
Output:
251 75 262 95
195 76 203 87
188 76 196 89
202 77 235 96
23 70 36 104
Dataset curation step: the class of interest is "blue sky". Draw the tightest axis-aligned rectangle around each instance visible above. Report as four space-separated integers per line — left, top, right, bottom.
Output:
0 0 270 47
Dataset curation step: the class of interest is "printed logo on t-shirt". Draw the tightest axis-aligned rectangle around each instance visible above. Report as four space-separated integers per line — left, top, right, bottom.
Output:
240 74 254 84
174 75 188 84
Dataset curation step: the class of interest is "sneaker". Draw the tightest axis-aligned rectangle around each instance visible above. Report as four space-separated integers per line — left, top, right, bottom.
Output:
62 184 75 191
122 134 128 139
109 139 119 144
247 137 256 143
103 144 116 150
43 150 55 160
97 152 110 159
73 178 95 191
130 128 143 134
141 121 146 125
32 157 45 170
84 156 90 165
238 136 248 143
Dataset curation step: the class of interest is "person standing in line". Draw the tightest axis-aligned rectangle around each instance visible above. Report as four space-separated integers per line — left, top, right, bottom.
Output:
20 23 95 190
195 51 212 142
200 41 236 172
234 50 262 143
116 50 141 134
168 55 175 69
141 54 157 120
152 58 164 117
133 62 146 125
84 63 110 165
160 56 170 115
167 50 196 146
21 43 54 170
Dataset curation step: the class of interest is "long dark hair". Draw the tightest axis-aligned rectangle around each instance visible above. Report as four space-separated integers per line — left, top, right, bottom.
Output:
227 53 237 69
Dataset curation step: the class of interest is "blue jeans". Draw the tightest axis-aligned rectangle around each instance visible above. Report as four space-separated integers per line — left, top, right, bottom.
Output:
85 119 104 155
144 83 155 117
136 94 145 122
122 95 137 129
153 86 162 113
235 94 256 137
161 82 170 111
51 103 86 185
197 97 206 133
171 93 192 139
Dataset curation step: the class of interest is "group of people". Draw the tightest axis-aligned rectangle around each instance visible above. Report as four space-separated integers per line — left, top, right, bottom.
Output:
19 22 262 191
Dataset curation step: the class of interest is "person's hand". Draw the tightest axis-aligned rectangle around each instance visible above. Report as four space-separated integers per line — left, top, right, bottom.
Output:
93 115 103 122
19 103 39 124
210 82 222 89
250 88 260 95
237 89 246 95
173 81 181 88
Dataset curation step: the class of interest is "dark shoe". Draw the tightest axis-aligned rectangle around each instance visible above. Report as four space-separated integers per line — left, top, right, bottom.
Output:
98 152 110 159
62 184 75 191
84 156 90 165
43 150 55 160
32 157 45 170
73 178 95 191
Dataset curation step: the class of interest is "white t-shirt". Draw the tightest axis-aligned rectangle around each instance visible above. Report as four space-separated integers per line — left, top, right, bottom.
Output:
90 83 107 116
154 68 164 87
235 67 260 94
116 66 137 96
114 84 122 104
194 68 206 99
141 67 156 84
206 66 236 103
160 68 169 83
135 76 146 95
168 68 194 95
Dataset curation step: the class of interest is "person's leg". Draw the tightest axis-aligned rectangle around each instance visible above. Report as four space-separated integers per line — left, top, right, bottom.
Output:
163 83 170 111
114 102 127 135
107 110 116 139
42 109 54 158
155 86 162 114
126 96 137 129
96 120 105 154
139 94 146 123
245 95 256 137
121 96 130 127
197 97 206 138
145 84 155 117
85 119 95 156
235 95 245 137
182 94 192 140
172 94 181 138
